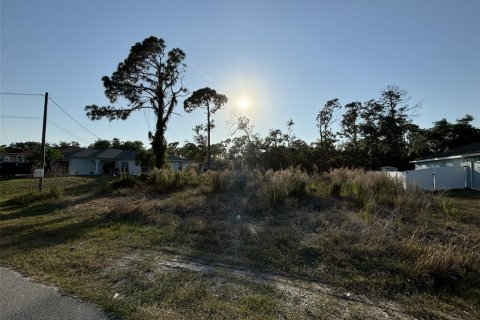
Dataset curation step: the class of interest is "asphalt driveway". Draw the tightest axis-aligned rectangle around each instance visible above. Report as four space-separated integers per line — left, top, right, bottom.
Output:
0 267 111 320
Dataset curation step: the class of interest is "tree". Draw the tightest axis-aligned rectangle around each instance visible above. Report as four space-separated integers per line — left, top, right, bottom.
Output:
120 140 144 151
316 99 341 147
184 87 228 169
29 145 63 172
55 141 81 149
89 139 111 150
340 102 361 155
5 142 41 153
135 149 155 172
427 114 480 152
85 36 188 168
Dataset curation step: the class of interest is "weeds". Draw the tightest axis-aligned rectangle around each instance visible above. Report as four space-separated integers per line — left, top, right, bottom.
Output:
5 185 64 205
264 168 308 207
1 170 479 319
110 175 138 189
147 168 202 193
208 170 232 193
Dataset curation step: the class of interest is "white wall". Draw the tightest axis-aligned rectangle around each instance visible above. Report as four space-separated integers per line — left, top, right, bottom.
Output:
388 166 469 190
473 161 480 189
69 159 96 175
430 166 467 190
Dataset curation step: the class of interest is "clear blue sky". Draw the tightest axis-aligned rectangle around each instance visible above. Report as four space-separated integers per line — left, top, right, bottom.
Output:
1 0 479 148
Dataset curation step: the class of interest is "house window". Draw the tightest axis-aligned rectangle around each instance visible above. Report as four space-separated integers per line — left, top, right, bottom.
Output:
17 155 24 163
121 161 129 173
178 162 183 171
4 156 10 162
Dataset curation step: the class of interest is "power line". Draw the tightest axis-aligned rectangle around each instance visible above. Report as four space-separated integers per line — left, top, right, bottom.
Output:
0 115 42 119
0 92 44 97
48 97 101 140
143 109 152 131
47 119 89 143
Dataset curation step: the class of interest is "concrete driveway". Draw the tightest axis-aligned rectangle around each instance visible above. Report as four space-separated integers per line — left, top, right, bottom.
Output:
0 267 111 320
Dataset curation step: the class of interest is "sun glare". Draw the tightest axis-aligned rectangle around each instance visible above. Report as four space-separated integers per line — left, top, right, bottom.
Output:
239 97 249 110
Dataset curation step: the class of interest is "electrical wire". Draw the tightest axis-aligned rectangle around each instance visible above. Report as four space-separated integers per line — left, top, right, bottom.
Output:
48 97 101 140
143 109 152 131
0 115 42 119
47 119 89 144
0 92 44 97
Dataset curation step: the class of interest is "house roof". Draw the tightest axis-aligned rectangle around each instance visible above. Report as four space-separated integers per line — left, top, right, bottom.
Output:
62 148 189 162
62 148 139 161
411 141 480 163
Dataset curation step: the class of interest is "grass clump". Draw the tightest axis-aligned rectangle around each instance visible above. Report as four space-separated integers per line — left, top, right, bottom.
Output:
264 168 309 207
5 185 63 205
147 168 201 193
207 170 233 193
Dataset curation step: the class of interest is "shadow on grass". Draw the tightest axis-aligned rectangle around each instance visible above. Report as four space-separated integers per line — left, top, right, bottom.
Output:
0 215 103 255
0 195 96 222
444 189 480 199
0 215 76 235
63 176 110 196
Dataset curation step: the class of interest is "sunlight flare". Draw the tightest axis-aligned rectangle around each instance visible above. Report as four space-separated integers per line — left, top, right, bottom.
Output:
239 97 249 110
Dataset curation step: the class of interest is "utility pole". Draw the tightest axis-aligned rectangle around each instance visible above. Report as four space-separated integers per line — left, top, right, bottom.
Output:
39 92 48 192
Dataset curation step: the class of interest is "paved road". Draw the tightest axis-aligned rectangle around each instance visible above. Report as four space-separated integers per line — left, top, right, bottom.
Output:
0 267 111 320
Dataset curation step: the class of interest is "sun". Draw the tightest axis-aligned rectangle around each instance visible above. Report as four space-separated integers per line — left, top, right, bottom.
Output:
239 97 249 110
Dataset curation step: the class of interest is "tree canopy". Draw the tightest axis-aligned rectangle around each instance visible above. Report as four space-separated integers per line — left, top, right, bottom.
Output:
85 36 187 168
184 87 228 169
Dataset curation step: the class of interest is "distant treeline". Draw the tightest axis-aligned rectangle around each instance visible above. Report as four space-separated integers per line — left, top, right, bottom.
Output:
170 86 480 171
2 87 479 172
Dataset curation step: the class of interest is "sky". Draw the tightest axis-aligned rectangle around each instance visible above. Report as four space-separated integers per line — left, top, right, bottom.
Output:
1 0 479 148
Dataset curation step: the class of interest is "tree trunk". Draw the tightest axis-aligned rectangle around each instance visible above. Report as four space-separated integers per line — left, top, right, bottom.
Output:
152 115 167 168
207 105 211 170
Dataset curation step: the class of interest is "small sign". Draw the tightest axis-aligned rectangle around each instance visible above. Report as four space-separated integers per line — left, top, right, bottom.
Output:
34 169 44 178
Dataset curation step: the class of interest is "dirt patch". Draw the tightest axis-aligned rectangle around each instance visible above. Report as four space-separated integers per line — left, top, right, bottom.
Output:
112 251 417 319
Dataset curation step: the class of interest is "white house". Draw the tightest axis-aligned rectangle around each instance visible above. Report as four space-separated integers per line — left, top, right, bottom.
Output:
61 148 190 176
396 142 480 190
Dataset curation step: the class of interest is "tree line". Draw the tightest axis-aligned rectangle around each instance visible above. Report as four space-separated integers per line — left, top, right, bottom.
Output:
168 90 479 172
82 36 479 172
3 36 479 173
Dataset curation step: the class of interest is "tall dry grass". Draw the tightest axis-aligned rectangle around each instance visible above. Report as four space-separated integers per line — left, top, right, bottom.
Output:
103 166 479 311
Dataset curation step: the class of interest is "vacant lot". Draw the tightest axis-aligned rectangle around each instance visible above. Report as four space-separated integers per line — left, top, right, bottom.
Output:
1 171 479 319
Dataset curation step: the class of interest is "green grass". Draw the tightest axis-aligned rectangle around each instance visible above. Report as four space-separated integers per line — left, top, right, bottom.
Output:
1 171 479 319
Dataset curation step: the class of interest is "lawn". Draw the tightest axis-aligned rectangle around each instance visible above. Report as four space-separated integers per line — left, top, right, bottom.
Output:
0 171 479 319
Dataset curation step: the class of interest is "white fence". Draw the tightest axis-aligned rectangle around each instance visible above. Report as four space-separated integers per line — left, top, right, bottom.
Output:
387 166 469 190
